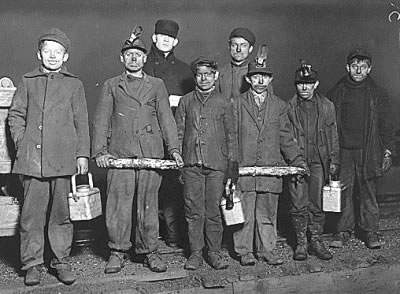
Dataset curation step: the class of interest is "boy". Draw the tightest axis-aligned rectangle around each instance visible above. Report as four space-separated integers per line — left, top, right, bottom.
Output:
232 47 306 266
91 27 183 274
8 28 90 286
287 61 338 261
175 57 238 270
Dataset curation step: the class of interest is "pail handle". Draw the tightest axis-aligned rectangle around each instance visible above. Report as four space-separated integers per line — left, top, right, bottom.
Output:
71 172 93 195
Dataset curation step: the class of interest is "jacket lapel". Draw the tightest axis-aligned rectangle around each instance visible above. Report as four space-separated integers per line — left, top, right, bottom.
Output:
241 92 258 126
137 74 154 105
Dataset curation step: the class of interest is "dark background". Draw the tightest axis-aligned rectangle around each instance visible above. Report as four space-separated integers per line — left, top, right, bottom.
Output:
1 0 400 177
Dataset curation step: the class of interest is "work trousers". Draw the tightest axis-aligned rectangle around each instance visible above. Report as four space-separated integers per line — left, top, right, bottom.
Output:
181 166 225 253
20 176 72 270
106 168 161 254
336 148 379 233
233 191 280 256
289 162 325 234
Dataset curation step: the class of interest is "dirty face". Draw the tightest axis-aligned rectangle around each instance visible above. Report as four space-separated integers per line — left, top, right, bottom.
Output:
346 59 371 82
229 37 253 63
296 81 319 100
245 73 273 94
120 48 147 73
195 65 219 91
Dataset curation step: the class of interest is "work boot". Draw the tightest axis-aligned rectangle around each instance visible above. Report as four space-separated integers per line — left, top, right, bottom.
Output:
184 251 203 270
293 244 308 261
240 253 257 266
105 251 127 274
329 231 351 248
144 252 167 272
24 265 42 286
208 250 229 270
308 237 333 260
256 251 284 265
292 216 308 261
51 259 76 285
365 232 381 249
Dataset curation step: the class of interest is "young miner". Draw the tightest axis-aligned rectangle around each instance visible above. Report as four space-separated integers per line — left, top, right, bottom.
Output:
175 57 238 270
8 28 90 286
287 61 339 261
91 27 184 274
232 46 307 266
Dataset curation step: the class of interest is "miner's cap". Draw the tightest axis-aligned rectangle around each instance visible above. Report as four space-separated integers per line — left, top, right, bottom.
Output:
294 66 318 83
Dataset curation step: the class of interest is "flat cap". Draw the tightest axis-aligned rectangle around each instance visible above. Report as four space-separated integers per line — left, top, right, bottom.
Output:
229 28 256 46
38 28 70 50
155 19 179 38
190 56 218 74
347 48 372 64
294 62 318 83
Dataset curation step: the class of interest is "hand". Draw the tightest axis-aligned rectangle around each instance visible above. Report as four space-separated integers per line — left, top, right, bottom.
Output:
76 157 88 174
95 154 116 168
172 152 184 168
297 161 310 177
382 156 392 173
329 163 339 176
178 173 184 185
228 160 239 184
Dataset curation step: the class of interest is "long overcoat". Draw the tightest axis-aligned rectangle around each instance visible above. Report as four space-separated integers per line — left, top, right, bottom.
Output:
8 67 90 177
233 91 301 193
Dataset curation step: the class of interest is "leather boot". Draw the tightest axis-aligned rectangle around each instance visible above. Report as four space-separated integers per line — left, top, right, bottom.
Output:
309 224 332 260
292 216 308 261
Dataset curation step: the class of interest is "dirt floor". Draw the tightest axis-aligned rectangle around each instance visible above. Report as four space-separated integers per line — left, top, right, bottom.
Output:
1 217 400 294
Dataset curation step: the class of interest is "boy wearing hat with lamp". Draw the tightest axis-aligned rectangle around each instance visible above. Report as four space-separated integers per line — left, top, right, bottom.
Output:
143 19 194 249
232 46 306 266
175 57 238 270
92 26 184 274
328 48 395 249
287 60 339 261
8 28 90 286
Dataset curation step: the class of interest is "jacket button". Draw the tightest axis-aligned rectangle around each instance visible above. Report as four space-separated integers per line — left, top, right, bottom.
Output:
36 144 41 149
38 125 43 130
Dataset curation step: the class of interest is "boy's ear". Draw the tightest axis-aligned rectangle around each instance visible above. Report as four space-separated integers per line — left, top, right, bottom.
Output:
173 38 179 47
120 55 124 63
37 50 42 61
214 71 219 80
63 52 69 62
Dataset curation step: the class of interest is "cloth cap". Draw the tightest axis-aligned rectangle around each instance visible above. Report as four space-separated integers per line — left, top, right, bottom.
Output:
347 48 372 64
38 28 70 51
247 59 273 76
155 19 179 38
229 28 256 46
294 64 318 83
190 56 218 74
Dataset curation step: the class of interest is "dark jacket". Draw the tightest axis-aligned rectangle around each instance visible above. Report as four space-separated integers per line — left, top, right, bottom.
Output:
91 72 180 159
143 44 194 96
287 93 339 180
233 91 302 193
175 88 238 172
327 76 395 179
8 67 90 177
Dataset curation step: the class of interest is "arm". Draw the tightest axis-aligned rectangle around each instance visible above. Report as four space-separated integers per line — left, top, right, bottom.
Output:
91 80 114 166
8 79 28 149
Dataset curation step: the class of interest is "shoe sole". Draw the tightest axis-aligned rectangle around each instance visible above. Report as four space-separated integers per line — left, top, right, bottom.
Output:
25 280 40 286
308 249 333 260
